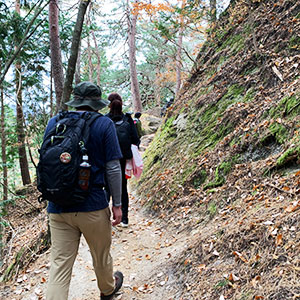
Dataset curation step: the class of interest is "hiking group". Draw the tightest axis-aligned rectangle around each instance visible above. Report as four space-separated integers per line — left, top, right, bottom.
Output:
37 81 143 300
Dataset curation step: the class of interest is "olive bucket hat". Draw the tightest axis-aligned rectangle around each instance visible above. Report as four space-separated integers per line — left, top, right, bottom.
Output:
65 81 109 111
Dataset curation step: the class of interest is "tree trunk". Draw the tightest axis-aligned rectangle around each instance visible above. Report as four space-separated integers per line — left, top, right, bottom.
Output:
210 0 217 24
175 25 183 97
49 0 64 114
0 0 50 85
75 42 81 84
50 65 54 117
127 0 142 113
92 31 101 86
154 66 161 108
86 8 94 82
61 0 91 108
0 85 8 201
87 34 93 82
15 0 31 185
15 66 31 185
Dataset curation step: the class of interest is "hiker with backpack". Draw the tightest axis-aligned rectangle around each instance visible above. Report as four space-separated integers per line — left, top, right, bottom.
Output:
106 92 140 227
37 82 124 300
133 112 144 149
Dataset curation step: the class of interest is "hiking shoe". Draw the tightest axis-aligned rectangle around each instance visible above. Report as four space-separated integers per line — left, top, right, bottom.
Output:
120 221 128 228
100 271 123 300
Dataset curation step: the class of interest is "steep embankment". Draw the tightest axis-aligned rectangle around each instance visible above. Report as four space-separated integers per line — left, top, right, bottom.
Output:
138 0 300 299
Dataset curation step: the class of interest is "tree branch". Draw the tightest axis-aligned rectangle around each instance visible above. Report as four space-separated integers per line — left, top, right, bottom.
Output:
0 0 50 84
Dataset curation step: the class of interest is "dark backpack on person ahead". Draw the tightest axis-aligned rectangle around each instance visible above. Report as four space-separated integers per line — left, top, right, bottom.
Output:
37 111 101 207
114 114 132 159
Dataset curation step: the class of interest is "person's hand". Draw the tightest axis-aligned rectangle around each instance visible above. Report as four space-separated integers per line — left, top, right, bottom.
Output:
112 206 122 226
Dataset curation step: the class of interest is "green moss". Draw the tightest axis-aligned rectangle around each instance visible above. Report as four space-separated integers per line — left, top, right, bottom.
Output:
289 35 300 49
193 169 207 188
276 146 300 168
239 291 253 300
243 67 259 76
204 161 231 190
268 94 300 119
203 156 239 190
141 116 177 176
217 56 227 71
196 87 211 98
206 67 217 78
229 137 239 147
243 87 256 102
215 28 229 41
243 24 253 35
180 165 196 184
217 33 245 54
214 279 229 289
222 84 245 106
220 161 232 174
191 95 240 157
268 123 288 144
208 202 217 217
162 115 176 130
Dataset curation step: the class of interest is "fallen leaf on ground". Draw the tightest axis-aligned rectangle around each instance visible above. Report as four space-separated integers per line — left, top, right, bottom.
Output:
285 200 300 212
198 264 206 272
228 273 240 282
41 277 46 283
275 234 283 246
233 251 248 263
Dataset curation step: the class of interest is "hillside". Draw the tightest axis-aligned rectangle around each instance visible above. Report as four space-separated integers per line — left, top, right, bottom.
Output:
0 0 299 299
138 0 300 299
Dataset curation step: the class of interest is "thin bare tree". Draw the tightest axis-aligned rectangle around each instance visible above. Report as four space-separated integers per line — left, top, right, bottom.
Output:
210 0 217 24
75 42 82 85
127 0 142 113
1 85 8 201
49 0 64 113
15 0 31 185
175 25 183 97
91 31 101 86
61 0 91 107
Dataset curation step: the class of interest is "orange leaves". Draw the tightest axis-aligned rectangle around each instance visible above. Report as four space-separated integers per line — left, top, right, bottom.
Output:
198 264 206 272
132 286 139 292
275 234 283 246
132 1 174 16
40 277 46 283
233 251 248 263
227 273 240 282
284 200 300 213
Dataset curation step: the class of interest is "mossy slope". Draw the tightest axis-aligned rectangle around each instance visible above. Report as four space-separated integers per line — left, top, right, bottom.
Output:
137 0 300 299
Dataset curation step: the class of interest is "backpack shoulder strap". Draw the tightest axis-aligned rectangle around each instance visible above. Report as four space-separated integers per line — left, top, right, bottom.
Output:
82 111 102 125
80 112 102 146
56 110 69 121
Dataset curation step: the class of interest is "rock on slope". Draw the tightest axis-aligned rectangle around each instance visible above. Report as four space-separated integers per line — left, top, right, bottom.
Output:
138 0 300 299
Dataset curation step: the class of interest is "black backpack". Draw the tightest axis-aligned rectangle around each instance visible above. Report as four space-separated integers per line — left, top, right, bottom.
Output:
37 111 101 207
114 114 132 159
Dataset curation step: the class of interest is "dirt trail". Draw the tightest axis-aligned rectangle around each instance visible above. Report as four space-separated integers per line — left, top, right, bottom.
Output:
1 130 191 300
2 192 189 300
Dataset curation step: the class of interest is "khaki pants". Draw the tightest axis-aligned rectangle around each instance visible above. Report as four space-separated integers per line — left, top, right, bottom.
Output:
46 208 115 300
